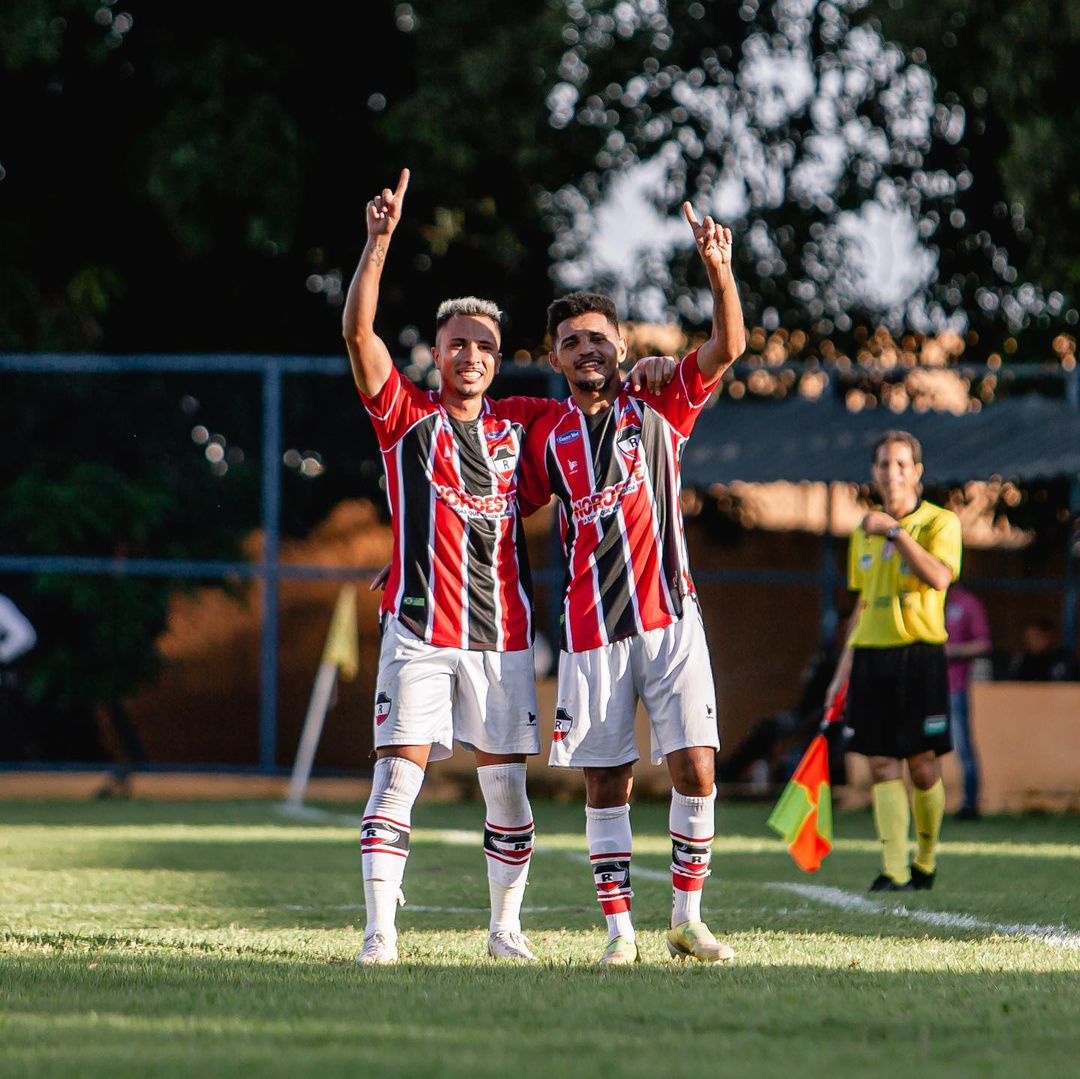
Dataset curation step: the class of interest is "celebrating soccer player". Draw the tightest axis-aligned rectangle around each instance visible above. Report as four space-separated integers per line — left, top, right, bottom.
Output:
825 432 962 892
519 205 746 965
343 169 675 966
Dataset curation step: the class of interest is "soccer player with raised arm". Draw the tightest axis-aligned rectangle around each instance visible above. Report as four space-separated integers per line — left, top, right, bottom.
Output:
343 169 674 966
825 432 962 892
519 205 746 965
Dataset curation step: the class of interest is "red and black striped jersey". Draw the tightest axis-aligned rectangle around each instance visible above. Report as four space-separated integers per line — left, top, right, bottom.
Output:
360 366 558 651
519 350 717 653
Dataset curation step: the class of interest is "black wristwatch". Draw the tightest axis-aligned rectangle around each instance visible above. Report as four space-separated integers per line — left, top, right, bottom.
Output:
885 525 900 541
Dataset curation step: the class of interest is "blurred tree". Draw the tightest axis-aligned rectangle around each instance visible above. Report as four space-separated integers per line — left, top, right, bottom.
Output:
870 0 1080 343
539 0 1076 347
0 371 260 758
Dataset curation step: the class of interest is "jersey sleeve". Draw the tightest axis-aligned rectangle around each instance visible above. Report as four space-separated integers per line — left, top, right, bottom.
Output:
925 510 963 583
357 365 431 449
516 408 557 515
496 395 562 429
628 348 718 437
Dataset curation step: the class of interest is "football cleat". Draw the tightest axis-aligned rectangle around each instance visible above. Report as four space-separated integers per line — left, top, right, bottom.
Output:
487 930 538 962
869 873 913 893
356 931 398 966
666 921 734 964
597 936 640 966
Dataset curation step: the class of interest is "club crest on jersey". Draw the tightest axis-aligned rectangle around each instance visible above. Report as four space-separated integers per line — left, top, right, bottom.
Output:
375 691 392 725
553 706 575 741
484 423 520 478
490 443 518 477
616 424 641 456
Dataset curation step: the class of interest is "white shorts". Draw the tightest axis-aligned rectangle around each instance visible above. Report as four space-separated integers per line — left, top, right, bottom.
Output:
374 617 540 762
549 601 719 769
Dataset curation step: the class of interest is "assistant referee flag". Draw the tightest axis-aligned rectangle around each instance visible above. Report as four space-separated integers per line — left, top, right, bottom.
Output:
766 685 846 872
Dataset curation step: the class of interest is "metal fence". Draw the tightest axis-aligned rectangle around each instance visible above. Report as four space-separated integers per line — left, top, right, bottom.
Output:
2 353 1076 773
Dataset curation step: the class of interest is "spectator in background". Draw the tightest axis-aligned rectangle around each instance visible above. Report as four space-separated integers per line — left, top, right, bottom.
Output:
1007 618 1080 682
0 595 37 741
0 593 36 667
945 585 992 821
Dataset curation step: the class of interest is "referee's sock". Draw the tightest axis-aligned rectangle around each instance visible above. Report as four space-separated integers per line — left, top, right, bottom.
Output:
912 778 945 875
872 779 911 885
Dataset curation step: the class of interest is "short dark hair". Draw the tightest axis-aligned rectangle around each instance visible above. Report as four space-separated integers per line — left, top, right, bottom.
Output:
546 291 619 346
872 430 923 466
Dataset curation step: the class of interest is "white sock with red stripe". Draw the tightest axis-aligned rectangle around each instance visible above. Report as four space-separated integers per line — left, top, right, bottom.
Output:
361 756 425 941
477 763 534 934
586 803 635 943
670 786 715 927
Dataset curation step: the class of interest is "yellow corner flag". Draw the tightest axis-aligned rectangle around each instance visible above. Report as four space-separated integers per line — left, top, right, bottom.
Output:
322 585 359 681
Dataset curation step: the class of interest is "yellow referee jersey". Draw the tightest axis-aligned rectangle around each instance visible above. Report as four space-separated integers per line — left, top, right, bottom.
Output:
848 500 962 647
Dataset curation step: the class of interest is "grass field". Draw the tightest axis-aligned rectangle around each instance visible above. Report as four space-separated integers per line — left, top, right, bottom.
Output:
2 797 1078 1078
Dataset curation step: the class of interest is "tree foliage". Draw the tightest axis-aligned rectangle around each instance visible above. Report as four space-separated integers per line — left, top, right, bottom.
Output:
540 0 1075 341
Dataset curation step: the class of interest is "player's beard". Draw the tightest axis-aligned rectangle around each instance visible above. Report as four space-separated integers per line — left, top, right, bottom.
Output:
573 366 612 393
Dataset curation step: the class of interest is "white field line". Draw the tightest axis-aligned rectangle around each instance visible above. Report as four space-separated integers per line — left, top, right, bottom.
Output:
275 809 1080 950
769 882 1080 950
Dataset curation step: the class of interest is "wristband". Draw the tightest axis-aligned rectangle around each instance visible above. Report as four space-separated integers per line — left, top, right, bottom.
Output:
884 525 900 542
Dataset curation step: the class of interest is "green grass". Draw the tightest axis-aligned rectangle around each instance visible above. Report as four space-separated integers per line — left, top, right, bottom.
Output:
1 798 1078 1078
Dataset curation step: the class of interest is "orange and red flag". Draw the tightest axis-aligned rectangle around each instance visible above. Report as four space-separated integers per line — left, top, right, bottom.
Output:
766 684 846 872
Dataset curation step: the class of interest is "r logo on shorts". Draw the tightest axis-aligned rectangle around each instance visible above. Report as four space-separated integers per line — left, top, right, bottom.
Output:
375 691 392 725
553 707 574 741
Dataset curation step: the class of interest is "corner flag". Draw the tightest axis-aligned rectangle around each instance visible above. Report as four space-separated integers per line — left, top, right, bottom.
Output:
285 584 360 811
766 684 847 872
322 583 359 681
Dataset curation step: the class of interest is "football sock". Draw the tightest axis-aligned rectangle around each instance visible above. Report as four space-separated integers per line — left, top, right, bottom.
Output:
669 785 715 927
477 763 534 934
361 755 425 940
872 779 911 884
912 778 945 875
586 803 635 943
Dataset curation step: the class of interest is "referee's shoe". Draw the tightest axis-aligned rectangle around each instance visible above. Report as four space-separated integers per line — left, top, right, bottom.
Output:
909 864 935 890
869 873 913 893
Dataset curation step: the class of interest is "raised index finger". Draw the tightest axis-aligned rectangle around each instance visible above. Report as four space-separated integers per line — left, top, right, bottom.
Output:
395 168 411 200
682 201 700 228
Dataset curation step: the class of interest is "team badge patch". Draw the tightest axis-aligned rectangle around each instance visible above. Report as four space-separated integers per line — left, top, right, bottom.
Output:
482 422 520 478
375 691 392 725
490 443 518 477
616 424 641 456
553 706 575 742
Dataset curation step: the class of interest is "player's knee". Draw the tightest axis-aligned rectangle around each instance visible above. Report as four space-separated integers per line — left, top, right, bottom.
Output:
908 754 940 790
585 766 633 808
668 748 715 797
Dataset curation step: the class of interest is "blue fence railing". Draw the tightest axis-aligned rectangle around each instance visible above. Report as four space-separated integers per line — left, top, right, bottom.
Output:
1 353 1076 773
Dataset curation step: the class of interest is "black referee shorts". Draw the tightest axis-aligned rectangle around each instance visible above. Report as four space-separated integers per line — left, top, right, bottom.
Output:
846 642 952 759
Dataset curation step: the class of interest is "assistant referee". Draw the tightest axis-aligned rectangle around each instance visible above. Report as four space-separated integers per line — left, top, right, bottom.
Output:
826 431 962 892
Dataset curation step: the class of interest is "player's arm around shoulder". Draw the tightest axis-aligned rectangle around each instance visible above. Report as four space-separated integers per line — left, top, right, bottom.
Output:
515 402 562 515
342 169 410 398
